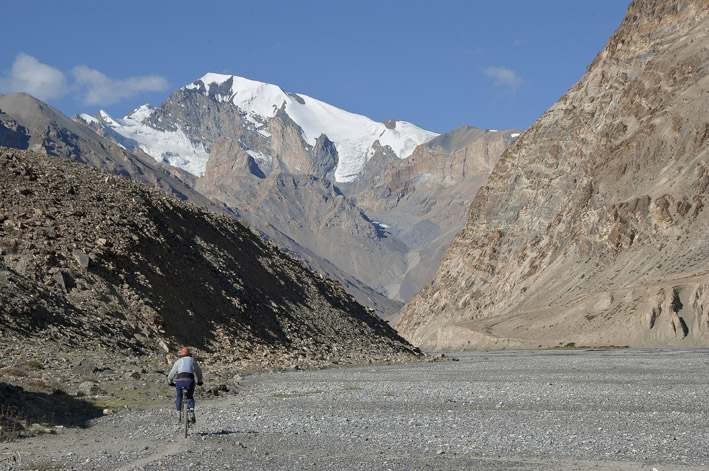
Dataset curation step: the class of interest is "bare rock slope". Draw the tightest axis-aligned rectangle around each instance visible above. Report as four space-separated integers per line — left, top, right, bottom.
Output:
0 147 420 372
398 0 709 350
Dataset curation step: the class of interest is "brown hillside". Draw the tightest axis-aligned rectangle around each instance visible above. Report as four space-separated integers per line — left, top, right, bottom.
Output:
0 148 420 371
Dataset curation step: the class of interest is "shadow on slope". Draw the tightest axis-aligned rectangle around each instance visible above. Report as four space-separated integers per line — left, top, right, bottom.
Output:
0 383 104 435
115 195 405 352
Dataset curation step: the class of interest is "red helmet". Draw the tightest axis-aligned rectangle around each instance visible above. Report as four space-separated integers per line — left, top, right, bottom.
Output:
180 347 191 357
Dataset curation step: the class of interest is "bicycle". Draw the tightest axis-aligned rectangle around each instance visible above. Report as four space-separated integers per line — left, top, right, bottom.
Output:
171 383 195 438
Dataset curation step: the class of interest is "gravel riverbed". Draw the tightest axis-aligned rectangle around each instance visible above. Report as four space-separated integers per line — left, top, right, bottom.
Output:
2 349 708 470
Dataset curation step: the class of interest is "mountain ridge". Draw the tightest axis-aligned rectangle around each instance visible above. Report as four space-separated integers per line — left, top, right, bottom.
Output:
80 73 440 182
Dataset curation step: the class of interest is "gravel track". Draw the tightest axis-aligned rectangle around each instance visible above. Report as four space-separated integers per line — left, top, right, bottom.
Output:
2 349 708 470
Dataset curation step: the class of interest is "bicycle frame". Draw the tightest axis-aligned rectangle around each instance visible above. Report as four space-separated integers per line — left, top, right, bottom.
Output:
181 386 189 438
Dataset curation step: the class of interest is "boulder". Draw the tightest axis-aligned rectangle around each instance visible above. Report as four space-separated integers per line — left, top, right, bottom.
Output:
71 249 90 269
52 271 75 292
72 358 99 377
76 381 105 397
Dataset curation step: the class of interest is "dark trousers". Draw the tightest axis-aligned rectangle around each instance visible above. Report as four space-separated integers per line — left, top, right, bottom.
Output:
175 378 195 411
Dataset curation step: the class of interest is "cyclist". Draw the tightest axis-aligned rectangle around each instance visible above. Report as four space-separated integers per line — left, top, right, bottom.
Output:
167 347 203 424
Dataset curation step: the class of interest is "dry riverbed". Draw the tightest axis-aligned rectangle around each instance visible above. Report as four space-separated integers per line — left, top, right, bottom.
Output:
2 349 708 470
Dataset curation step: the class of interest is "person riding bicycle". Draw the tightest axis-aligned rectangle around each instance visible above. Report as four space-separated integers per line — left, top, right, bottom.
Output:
167 347 203 424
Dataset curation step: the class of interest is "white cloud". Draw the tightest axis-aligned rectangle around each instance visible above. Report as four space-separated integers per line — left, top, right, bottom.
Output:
483 66 523 91
0 53 69 100
72 65 169 106
0 53 170 108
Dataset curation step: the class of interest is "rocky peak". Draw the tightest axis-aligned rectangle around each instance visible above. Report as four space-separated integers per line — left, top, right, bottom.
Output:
0 109 29 149
84 73 438 181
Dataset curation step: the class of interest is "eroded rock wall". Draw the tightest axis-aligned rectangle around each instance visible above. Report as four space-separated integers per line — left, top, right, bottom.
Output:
398 0 709 350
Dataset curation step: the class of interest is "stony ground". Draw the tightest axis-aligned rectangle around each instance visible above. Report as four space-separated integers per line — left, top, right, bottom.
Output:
2 349 708 471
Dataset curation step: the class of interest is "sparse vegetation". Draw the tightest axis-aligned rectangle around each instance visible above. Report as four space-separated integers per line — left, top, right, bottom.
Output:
25 360 43 370
272 390 325 399
0 366 26 377
551 343 630 350
0 405 26 441
19 461 66 471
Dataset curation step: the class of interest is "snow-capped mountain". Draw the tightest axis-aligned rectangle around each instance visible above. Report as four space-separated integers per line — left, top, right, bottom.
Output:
73 72 519 317
79 73 439 182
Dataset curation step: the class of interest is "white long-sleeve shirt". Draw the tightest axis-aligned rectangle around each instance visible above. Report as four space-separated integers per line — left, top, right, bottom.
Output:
167 356 203 383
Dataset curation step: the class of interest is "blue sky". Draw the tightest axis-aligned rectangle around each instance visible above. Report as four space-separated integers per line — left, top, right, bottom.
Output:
0 1 629 133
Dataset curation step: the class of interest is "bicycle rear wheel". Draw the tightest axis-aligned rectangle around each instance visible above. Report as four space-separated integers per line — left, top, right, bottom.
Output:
182 388 189 438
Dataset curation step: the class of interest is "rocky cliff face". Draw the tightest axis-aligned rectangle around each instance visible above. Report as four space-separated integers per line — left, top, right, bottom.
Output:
346 128 519 304
0 147 420 371
398 0 709 350
196 140 406 317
